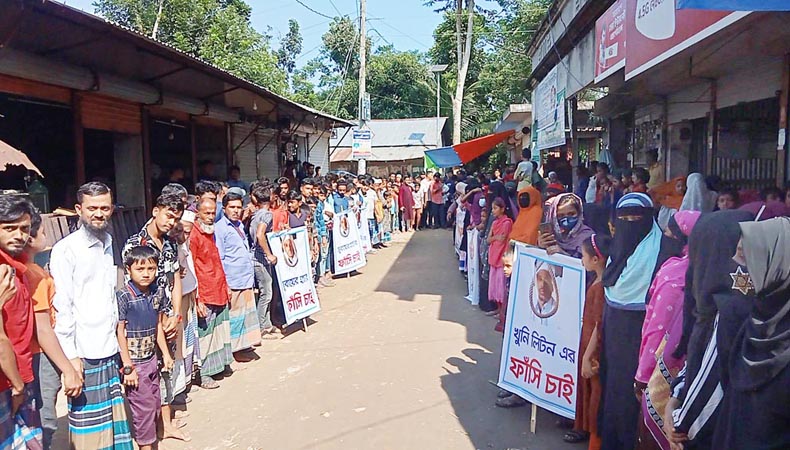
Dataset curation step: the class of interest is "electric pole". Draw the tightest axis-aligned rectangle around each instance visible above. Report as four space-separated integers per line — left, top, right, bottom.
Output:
357 0 367 175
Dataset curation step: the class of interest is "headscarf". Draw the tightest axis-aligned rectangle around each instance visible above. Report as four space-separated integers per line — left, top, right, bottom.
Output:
543 193 594 258
738 199 790 220
603 193 664 309
455 182 467 197
510 186 542 246
680 173 716 212
486 181 515 220
674 209 755 358
651 176 686 210
730 217 790 389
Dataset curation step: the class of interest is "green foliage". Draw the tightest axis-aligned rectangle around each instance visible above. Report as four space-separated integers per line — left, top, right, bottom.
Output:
93 0 287 93
277 19 303 76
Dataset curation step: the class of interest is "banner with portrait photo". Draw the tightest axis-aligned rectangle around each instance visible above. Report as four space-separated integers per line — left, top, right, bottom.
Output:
331 209 367 275
497 243 586 419
465 228 479 305
267 226 321 325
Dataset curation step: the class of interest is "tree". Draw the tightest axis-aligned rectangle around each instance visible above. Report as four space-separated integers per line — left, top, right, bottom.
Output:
277 19 303 78
426 0 491 145
93 0 287 93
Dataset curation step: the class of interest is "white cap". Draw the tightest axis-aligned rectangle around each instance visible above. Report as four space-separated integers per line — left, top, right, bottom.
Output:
181 210 196 223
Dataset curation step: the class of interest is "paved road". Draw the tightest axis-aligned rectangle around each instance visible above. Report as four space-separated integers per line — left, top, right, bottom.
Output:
55 229 580 449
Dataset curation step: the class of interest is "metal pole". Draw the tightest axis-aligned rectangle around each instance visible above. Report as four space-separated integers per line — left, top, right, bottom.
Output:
436 71 441 152
358 0 367 175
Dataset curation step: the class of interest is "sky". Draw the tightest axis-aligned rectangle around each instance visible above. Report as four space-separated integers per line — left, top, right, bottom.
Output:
61 0 445 67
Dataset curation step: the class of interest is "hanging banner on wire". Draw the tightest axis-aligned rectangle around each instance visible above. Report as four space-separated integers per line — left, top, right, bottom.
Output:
498 243 586 419
267 226 321 325
533 65 566 151
465 228 479 305
331 210 366 275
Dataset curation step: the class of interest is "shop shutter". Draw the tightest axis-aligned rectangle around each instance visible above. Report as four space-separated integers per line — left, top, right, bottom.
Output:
80 93 141 134
232 124 258 183
308 134 330 174
256 132 279 182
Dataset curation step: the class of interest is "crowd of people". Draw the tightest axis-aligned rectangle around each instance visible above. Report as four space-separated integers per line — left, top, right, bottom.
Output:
0 162 466 449
447 148 790 450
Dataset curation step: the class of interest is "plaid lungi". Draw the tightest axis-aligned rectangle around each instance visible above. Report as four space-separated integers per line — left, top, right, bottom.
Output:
197 303 232 377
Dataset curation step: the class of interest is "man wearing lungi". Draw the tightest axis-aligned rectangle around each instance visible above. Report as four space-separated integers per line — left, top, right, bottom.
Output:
190 199 232 389
214 192 260 361
51 182 133 449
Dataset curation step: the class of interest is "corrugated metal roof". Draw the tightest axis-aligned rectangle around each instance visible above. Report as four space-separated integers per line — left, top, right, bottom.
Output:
331 145 428 163
331 117 448 148
7 0 354 127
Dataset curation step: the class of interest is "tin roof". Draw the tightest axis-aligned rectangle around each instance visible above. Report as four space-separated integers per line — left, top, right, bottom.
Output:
331 117 448 148
1 0 353 127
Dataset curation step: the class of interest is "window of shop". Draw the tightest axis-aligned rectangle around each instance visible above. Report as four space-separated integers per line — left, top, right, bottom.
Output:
714 97 779 190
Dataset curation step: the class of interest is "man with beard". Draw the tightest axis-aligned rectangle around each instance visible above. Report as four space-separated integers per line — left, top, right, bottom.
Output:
51 182 134 449
189 199 232 389
0 195 44 448
122 192 188 443
214 192 260 361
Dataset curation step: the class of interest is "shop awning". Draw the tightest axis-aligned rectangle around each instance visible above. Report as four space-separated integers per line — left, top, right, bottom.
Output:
677 0 790 10
424 130 515 168
0 139 42 177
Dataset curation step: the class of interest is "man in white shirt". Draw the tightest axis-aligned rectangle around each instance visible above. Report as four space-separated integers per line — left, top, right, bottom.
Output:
514 148 534 191
419 172 432 229
362 180 380 247
50 182 133 449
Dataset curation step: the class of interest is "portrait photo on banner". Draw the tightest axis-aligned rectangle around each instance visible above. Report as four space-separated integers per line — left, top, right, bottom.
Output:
498 243 586 419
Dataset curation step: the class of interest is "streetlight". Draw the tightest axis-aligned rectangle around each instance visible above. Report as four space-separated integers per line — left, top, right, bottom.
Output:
429 64 448 158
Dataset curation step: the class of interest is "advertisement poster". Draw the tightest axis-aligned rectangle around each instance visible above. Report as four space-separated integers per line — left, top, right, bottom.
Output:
352 129 372 159
498 244 586 419
594 0 626 83
465 228 479 305
624 0 749 80
331 209 367 275
267 226 321 325
533 65 566 151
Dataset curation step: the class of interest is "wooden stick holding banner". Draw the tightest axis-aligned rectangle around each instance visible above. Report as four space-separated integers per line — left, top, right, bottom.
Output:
302 318 308 333
496 243 586 433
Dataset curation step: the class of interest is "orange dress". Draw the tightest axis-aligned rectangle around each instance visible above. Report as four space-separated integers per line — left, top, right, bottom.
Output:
575 281 605 449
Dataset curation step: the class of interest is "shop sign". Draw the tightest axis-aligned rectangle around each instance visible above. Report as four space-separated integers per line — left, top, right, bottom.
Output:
625 0 750 80
595 0 627 83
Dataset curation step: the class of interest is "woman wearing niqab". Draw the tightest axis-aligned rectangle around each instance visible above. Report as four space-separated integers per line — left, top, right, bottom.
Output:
599 193 670 450
713 217 790 450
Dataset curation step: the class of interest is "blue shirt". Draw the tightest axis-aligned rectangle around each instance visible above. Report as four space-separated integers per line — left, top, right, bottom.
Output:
116 282 164 362
214 215 255 290
333 193 350 213
315 201 327 237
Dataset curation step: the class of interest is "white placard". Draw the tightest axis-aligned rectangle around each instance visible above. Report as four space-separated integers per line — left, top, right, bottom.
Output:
465 228 479 305
267 226 321 325
331 210 366 275
497 244 586 419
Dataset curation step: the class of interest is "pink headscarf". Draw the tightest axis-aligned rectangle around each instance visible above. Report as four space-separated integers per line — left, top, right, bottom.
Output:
635 210 702 383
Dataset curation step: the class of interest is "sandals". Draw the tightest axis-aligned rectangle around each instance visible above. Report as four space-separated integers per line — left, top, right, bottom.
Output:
563 430 589 443
199 376 219 390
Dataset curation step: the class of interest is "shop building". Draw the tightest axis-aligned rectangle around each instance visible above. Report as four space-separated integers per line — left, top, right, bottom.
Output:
526 0 790 189
0 0 352 212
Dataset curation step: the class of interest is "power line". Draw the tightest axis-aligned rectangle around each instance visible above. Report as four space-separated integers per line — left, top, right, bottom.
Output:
294 0 335 20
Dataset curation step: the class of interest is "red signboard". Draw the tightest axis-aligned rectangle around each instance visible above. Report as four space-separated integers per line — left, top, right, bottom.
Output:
594 0 627 83
624 0 750 80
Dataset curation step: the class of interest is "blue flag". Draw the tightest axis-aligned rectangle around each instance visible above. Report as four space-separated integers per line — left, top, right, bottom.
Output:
678 0 790 10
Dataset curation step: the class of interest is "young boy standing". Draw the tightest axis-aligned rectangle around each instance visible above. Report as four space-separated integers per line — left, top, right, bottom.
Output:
116 246 174 450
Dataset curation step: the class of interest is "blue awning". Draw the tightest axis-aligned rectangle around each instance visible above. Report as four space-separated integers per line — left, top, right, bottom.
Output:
678 0 790 10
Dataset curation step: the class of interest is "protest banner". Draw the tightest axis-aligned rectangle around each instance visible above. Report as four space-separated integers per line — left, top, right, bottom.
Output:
465 228 479 305
332 209 367 275
267 226 321 325
498 243 586 419
454 207 466 257
356 207 372 253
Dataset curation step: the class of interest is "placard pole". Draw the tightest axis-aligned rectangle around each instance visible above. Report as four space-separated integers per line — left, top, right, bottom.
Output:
530 404 537 434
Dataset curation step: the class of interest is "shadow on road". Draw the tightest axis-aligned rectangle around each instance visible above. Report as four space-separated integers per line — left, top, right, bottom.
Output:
375 229 577 450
